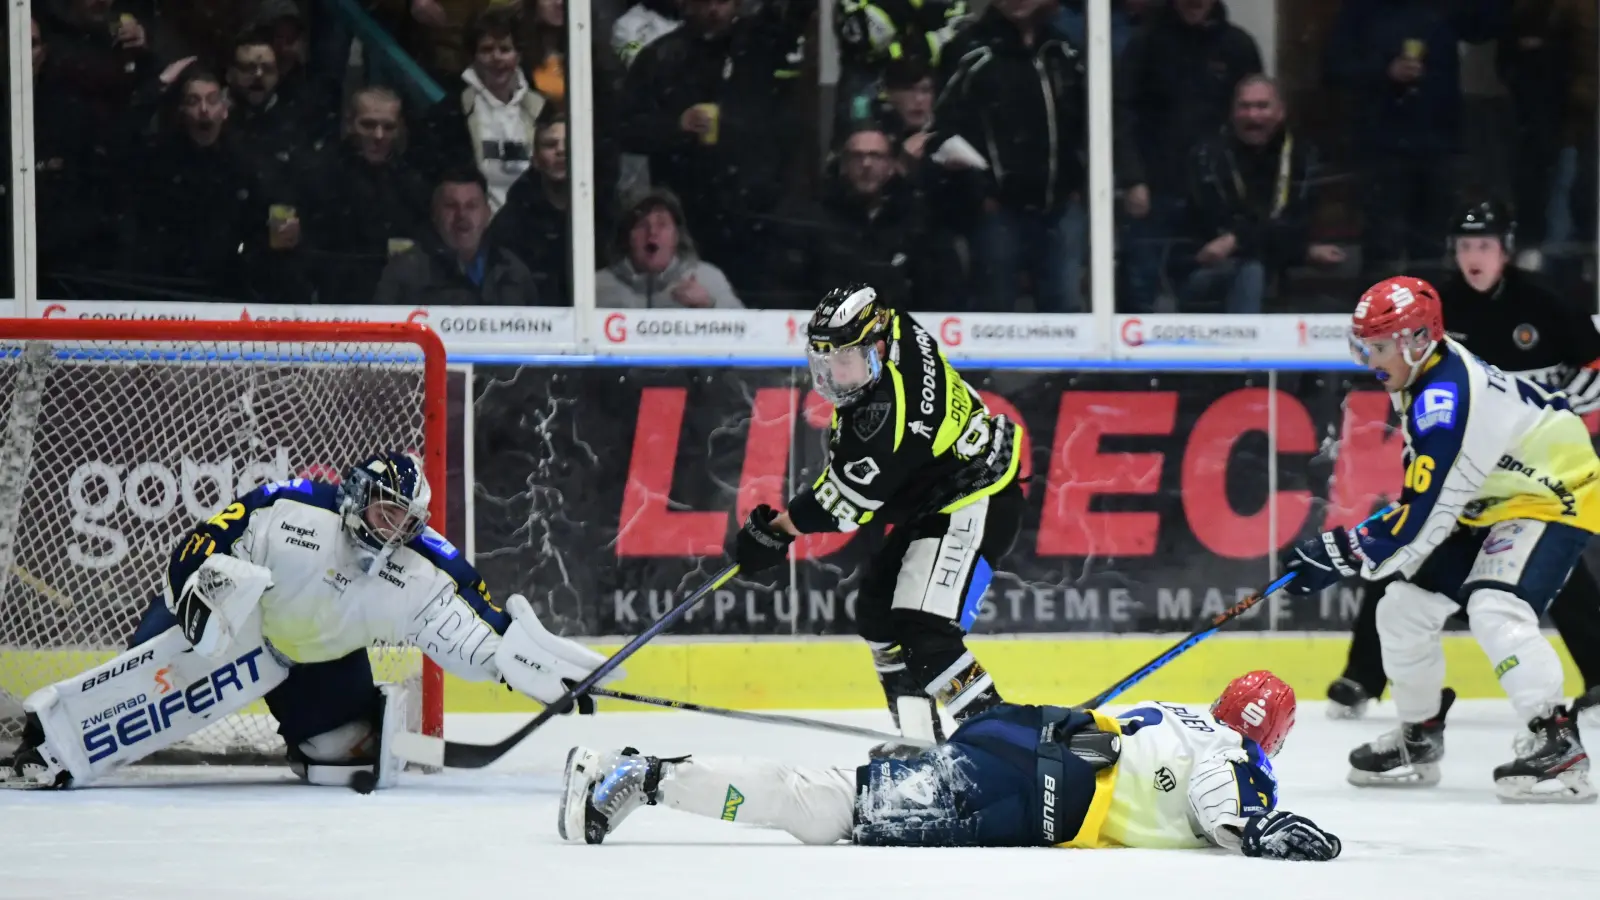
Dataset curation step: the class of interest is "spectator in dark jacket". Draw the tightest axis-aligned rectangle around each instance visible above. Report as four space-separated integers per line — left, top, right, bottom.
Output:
1182 76 1346 313
617 0 806 301
1324 0 1505 278
1115 0 1262 311
1497 0 1595 267
29 15 118 290
782 123 962 312
489 113 575 305
36 0 160 134
934 0 1086 312
226 30 319 205
375 168 541 306
302 87 433 304
123 68 289 302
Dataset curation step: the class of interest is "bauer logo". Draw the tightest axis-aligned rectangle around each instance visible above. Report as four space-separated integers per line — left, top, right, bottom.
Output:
82 647 272 764
64 449 292 570
1040 774 1057 842
79 649 156 693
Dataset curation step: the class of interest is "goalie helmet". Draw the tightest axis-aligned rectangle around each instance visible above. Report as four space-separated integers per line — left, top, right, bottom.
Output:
339 451 431 572
1212 670 1296 758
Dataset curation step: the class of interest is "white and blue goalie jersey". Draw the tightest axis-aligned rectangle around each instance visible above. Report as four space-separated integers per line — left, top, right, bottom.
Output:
165 478 510 679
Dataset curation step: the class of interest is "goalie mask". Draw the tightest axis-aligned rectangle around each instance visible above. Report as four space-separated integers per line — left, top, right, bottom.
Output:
806 283 892 407
339 451 431 573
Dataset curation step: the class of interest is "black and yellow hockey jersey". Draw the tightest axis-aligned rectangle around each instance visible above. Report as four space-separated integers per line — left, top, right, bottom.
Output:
786 312 1021 533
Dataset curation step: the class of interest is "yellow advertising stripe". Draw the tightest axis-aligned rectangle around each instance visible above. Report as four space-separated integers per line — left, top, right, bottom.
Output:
3 635 1583 714
439 633 1587 713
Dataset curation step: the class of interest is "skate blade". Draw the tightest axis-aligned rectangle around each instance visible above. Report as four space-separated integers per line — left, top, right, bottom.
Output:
1348 762 1440 788
1495 770 1599 804
558 746 602 843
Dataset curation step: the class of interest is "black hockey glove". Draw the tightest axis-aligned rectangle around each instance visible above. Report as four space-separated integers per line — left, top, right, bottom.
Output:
731 504 795 575
1241 810 1342 861
1280 528 1363 595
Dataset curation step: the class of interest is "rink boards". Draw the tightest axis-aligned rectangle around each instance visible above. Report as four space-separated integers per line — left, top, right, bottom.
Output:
3 632 1585 717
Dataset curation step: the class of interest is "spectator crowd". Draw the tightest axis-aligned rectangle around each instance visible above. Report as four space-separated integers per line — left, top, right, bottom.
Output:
9 0 1598 314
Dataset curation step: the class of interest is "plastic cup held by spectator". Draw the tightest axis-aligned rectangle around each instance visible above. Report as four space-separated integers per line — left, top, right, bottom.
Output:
388 238 416 258
695 103 720 146
1402 39 1425 61
269 205 298 250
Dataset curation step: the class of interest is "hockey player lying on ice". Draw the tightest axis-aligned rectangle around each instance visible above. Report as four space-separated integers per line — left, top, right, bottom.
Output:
1 451 620 790
1282 276 1597 802
558 671 1342 862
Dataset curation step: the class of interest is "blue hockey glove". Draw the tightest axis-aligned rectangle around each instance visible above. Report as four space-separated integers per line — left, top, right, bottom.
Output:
1241 810 1342 861
1280 528 1363 595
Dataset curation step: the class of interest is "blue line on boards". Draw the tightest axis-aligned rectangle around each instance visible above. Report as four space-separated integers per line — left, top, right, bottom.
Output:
449 353 1367 372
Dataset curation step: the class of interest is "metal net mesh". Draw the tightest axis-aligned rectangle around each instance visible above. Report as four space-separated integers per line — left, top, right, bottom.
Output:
0 338 435 759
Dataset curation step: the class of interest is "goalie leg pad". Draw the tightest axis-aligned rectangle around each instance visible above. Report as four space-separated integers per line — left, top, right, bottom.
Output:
21 615 288 787
291 682 408 789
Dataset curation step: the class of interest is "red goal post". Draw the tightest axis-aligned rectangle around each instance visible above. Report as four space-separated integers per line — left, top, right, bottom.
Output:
0 319 449 758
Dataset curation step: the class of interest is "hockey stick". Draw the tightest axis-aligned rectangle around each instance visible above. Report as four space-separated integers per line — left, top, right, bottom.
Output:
590 687 923 747
1079 571 1297 710
410 564 743 769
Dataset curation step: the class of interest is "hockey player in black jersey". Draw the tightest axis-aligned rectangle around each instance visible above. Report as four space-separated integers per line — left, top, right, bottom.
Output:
1327 200 1600 721
727 283 1024 747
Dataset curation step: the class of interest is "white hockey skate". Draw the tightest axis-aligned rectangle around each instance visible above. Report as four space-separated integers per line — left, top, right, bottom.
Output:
559 746 676 845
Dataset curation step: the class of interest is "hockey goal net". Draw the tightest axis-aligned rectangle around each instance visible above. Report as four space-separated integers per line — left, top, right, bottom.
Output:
0 319 447 761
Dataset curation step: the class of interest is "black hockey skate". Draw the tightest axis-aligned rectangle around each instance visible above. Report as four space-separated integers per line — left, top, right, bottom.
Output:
1326 677 1373 720
0 713 69 790
1348 688 1454 787
869 643 945 761
1492 696 1596 804
558 746 680 844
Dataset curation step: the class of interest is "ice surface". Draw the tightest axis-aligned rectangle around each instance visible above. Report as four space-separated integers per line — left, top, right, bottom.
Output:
1 699 1596 900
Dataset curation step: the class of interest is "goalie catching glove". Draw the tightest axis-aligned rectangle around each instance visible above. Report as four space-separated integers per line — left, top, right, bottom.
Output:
491 594 621 715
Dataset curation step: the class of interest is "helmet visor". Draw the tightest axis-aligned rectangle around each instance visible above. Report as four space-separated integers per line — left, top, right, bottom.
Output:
1348 329 1398 367
807 343 880 406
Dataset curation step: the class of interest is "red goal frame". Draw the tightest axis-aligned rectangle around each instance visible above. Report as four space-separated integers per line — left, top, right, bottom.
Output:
0 318 450 740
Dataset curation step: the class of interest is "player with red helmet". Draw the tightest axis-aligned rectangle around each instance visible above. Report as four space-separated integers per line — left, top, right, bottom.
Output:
1282 276 1599 802
556 669 1339 861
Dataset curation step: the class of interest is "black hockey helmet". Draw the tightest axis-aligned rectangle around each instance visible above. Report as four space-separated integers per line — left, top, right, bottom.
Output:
806 283 892 407
1448 199 1515 251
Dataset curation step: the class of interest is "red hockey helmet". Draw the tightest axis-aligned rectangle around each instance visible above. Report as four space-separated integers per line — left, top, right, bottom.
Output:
1350 276 1445 371
1211 670 1297 758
